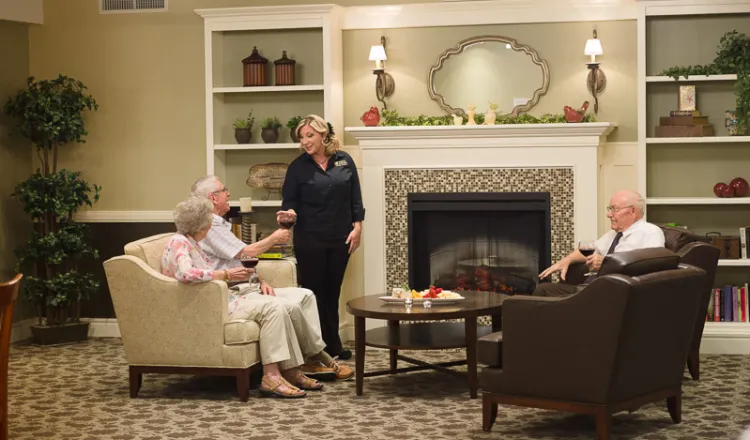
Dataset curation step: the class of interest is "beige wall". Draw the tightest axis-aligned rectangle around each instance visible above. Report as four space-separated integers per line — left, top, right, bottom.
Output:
0 19 33 322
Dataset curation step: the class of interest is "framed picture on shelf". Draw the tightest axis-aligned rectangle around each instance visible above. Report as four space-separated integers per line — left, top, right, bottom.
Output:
678 85 697 111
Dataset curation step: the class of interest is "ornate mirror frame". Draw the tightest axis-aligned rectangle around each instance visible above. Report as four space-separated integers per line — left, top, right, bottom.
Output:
428 35 551 117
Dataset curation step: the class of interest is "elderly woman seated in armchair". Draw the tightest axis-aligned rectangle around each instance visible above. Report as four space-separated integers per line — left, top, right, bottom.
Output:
160 195 352 398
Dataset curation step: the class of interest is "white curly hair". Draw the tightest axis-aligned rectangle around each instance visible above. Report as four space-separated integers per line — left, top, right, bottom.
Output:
173 195 214 236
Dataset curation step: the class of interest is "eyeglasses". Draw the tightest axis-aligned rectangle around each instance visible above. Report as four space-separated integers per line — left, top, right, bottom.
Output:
606 205 633 213
212 187 229 195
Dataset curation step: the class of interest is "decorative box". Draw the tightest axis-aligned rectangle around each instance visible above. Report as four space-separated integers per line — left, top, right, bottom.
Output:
274 50 296 86
706 233 740 259
242 46 268 87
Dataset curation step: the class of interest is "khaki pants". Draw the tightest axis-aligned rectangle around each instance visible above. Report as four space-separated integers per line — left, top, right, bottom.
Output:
228 288 326 371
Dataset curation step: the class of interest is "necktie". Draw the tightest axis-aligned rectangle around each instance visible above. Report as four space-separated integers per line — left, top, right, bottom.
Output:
607 232 623 255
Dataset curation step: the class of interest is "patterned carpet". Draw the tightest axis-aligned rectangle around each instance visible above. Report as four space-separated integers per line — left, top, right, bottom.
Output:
7 338 750 440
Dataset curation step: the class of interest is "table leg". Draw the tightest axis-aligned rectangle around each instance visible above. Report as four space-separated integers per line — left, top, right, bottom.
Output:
465 316 478 399
355 316 366 396
387 320 399 373
491 313 502 332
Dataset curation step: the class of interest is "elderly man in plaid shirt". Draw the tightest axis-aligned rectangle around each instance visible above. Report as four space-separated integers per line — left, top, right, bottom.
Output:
191 175 353 381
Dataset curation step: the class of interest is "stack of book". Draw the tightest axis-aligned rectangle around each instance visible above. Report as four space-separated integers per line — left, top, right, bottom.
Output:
707 284 749 322
258 243 294 259
655 111 714 137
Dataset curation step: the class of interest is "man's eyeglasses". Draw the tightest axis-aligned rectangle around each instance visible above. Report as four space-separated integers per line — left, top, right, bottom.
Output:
606 205 633 213
212 187 229 195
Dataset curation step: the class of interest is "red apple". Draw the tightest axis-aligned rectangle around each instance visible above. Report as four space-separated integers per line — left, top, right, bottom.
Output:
731 177 749 197
714 182 729 197
722 185 735 198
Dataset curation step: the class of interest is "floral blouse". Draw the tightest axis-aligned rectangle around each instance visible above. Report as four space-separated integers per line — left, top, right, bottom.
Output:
161 234 214 283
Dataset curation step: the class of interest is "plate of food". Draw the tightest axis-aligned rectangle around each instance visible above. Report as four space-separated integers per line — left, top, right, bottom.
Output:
380 286 465 305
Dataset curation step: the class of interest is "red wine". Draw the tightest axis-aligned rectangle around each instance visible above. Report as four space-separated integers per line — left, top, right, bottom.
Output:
280 220 296 229
579 248 595 257
241 258 259 269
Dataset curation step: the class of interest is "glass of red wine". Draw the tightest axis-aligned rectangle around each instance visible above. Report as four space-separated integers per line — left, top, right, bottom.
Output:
279 218 296 229
578 241 597 276
240 256 260 283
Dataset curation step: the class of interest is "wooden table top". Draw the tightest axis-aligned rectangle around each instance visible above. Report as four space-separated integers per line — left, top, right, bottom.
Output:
346 290 508 321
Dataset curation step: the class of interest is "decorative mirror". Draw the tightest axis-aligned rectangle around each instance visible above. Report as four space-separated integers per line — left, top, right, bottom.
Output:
428 36 550 117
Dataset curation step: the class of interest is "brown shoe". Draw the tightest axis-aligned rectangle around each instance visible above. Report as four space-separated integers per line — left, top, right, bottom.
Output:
300 361 337 381
330 361 354 381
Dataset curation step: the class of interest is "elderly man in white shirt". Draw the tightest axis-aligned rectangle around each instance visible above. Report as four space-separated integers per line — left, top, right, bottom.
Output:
190 175 353 381
533 189 665 297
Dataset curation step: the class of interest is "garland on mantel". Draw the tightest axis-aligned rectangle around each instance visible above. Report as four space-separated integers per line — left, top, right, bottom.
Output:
380 109 597 126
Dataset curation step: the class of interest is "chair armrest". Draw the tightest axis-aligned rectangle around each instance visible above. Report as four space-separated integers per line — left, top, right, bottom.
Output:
103 255 229 367
478 331 503 367
500 276 631 403
257 258 297 288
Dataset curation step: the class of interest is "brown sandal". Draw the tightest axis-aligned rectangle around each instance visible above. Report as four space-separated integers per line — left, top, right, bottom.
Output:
285 372 324 391
259 374 307 398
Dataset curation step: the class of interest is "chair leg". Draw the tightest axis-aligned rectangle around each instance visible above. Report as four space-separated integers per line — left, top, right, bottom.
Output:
595 410 611 440
1 416 7 440
482 395 498 432
236 369 250 402
686 349 699 380
667 390 682 424
129 367 142 398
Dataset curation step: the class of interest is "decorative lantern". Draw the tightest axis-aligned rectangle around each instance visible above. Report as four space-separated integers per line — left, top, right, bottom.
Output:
274 50 296 86
242 46 268 87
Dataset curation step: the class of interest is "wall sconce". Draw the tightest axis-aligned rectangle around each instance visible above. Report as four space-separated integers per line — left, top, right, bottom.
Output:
584 29 606 114
369 36 395 109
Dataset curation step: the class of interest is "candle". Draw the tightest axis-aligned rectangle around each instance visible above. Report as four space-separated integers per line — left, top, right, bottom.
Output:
239 197 253 213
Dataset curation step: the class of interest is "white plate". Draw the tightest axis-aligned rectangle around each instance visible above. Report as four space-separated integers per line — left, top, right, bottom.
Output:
379 296 465 305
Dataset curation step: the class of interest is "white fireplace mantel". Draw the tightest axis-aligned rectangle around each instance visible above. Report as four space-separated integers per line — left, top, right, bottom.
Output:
346 122 617 297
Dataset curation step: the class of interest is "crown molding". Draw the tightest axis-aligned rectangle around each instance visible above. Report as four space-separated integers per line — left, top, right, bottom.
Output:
341 0 637 30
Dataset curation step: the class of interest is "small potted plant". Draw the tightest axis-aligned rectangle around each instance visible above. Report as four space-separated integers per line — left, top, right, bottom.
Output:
287 115 303 142
261 116 282 143
233 111 255 144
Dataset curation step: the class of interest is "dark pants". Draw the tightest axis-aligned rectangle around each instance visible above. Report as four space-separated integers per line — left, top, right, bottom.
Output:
294 231 351 356
531 282 580 297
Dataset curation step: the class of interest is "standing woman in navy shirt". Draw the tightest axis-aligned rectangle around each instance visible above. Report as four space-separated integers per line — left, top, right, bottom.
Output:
277 114 365 360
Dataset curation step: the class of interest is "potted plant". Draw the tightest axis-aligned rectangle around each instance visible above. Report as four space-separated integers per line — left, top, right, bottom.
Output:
261 116 282 143
233 110 255 144
3 75 101 345
287 115 303 143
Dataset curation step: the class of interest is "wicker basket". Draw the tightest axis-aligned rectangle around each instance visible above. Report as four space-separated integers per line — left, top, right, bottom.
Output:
242 46 268 87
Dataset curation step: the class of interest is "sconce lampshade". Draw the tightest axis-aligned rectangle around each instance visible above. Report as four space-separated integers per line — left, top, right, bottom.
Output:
584 38 603 57
369 45 387 62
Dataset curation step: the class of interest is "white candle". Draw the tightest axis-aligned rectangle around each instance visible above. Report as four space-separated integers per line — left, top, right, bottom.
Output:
239 197 253 213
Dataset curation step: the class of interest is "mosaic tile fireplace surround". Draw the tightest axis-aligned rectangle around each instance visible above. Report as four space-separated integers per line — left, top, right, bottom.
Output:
346 123 616 304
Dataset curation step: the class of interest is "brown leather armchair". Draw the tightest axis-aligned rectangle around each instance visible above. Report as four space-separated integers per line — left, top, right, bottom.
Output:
561 226 719 380
479 248 706 440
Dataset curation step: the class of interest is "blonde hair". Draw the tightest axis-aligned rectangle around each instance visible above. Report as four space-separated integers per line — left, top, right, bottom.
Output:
295 114 340 156
173 195 214 236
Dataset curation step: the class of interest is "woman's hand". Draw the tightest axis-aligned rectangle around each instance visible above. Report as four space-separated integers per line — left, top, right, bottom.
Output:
226 267 251 282
275 209 296 226
260 281 276 296
346 222 362 254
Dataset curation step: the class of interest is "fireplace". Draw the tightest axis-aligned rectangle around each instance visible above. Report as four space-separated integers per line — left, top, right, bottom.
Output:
408 192 551 294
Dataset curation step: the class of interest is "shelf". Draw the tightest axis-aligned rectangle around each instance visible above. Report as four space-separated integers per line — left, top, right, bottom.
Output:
646 74 738 83
646 136 750 144
229 200 282 208
213 85 324 93
215 143 299 150
718 259 750 267
646 197 750 205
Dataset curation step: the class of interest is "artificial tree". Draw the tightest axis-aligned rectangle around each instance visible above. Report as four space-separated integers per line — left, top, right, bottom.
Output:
4 75 101 344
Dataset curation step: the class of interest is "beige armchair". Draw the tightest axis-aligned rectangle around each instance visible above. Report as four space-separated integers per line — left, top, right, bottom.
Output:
102 233 298 401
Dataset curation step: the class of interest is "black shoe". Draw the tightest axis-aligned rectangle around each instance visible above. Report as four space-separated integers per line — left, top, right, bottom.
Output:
334 349 352 360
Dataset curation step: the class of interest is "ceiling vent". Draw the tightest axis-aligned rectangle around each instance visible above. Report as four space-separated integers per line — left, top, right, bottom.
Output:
100 0 167 14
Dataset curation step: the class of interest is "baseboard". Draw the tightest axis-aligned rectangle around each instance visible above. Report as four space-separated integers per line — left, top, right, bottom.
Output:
339 322 354 344
82 318 122 338
10 318 35 343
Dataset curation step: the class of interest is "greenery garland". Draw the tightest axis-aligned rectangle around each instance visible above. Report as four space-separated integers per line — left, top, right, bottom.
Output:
659 30 750 134
380 109 596 126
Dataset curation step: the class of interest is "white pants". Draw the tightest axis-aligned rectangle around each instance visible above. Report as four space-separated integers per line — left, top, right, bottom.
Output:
228 287 325 371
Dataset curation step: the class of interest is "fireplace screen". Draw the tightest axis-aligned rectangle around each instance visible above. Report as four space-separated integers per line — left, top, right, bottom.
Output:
408 192 551 295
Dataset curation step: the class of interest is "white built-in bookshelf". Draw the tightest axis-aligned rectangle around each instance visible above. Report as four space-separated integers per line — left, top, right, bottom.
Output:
637 1 750 354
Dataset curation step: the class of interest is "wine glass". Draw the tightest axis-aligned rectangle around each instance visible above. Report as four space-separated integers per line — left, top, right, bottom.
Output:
240 255 260 283
578 241 597 276
278 211 296 230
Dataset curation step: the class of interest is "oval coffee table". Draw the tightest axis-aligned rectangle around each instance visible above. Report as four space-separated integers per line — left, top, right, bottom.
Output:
346 291 506 398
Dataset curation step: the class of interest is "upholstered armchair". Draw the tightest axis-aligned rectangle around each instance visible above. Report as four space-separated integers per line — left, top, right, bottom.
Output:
102 233 298 401
561 226 719 380
479 248 706 440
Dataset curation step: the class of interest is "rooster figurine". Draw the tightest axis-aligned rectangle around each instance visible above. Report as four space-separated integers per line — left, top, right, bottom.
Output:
563 101 590 123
